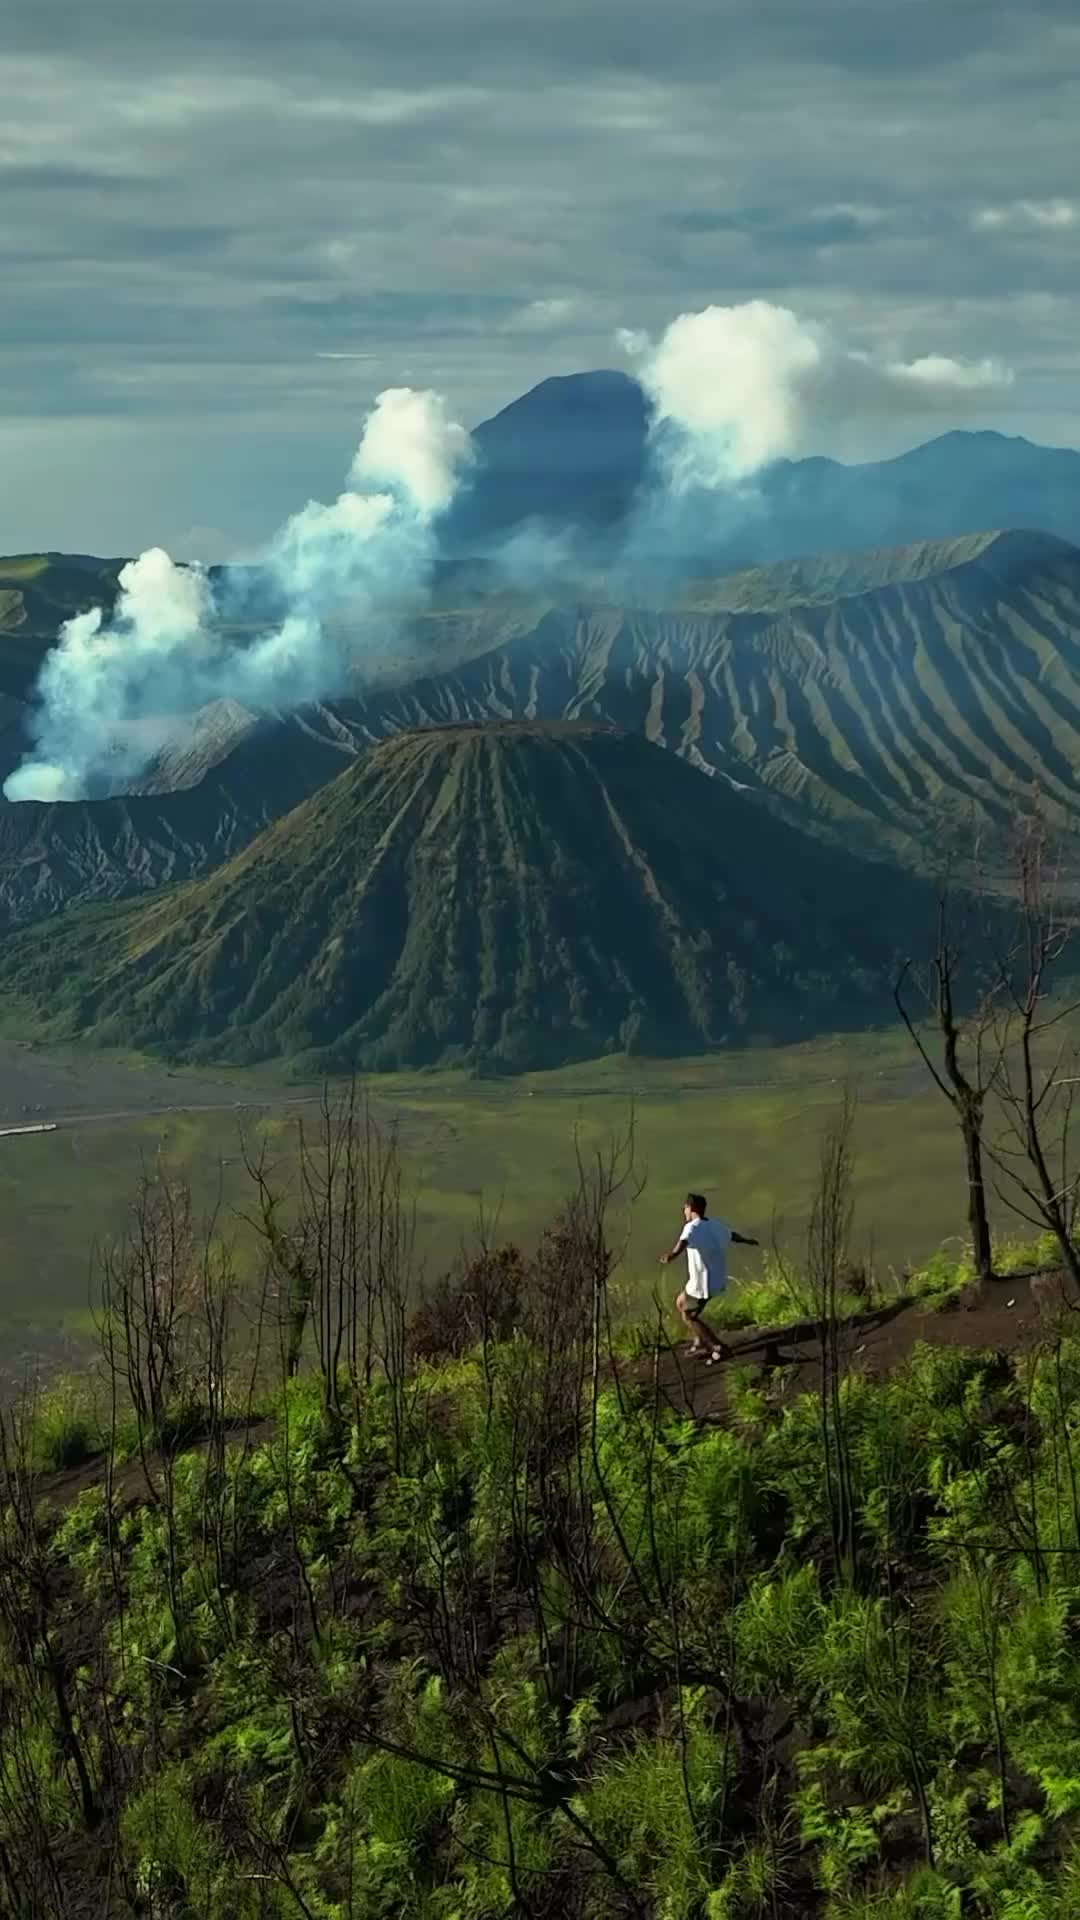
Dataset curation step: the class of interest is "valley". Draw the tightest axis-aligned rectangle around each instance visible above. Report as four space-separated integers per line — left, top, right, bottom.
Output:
0 1023 987 1375
5 432 1080 1379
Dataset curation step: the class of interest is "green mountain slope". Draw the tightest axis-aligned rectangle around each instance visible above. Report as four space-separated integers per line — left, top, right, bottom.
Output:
0 723 935 1073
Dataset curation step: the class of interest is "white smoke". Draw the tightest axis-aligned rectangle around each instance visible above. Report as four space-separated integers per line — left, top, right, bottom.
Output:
621 300 1014 485
5 304 1017 804
348 386 472 516
5 387 473 802
619 303 825 485
608 300 1015 589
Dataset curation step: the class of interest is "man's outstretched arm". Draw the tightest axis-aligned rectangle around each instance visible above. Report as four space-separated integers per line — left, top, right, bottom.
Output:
659 1240 687 1265
731 1230 759 1246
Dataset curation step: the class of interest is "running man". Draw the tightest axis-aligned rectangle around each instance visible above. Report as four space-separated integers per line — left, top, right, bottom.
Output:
660 1193 759 1364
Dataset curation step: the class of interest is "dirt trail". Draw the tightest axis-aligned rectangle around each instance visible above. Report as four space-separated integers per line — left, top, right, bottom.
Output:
30 1271 1079 1514
35 1415 278 1512
628 1268 1080 1421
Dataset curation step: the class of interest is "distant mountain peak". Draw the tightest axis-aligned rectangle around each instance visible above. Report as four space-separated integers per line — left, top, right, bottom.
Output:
470 367 650 465
478 366 645 422
449 371 1080 559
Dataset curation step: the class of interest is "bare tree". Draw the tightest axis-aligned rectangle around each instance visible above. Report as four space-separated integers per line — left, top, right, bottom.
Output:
985 817 1080 1284
245 1082 417 1463
807 1093 859 1586
0 1404 100 1841
895 891 998 1283
95 1171 203 1489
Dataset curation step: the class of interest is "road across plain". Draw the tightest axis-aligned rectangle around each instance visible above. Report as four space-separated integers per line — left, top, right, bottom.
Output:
18 1093 325 1131
2 1060 928 1137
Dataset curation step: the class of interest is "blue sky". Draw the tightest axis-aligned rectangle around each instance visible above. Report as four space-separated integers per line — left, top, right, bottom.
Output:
3 0 1079 558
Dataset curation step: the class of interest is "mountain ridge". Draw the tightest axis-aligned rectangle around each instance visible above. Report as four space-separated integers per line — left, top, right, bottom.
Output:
312 525 1080 866
444 371 1080 558
1 527 1079 925
4 367 1080 654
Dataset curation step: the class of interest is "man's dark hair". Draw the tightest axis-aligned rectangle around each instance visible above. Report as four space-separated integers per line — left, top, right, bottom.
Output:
686 1192 707 1217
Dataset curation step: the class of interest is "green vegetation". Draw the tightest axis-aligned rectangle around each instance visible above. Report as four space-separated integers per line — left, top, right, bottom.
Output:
0 723 937 1074
1 1012 1071 1352
24 1373 101 1472
0 1029 973 1344
5 512 1080 1913
8 1094 1080 1917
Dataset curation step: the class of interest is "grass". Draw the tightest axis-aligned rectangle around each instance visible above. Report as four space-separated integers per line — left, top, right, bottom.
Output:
9 1212 1080 1914
0 1026 973 1364
26 1373 103 1472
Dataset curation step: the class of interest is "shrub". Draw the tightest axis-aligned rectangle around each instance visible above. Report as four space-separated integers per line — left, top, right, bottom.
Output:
408 1243 528 1362
28 1373 101 1472
905 1241 976 1303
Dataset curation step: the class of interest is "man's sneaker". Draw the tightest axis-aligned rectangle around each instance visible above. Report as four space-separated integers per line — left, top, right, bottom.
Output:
686 1339 705 1356
706 1344 731 1367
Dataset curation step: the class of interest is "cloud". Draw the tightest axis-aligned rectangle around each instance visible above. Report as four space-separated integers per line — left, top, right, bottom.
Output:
623 303 823 481
508 298 580 333
973 198 1078 232
597 298 1021 591
884 351 1014 393
810 202 888 229
2 0 1080 552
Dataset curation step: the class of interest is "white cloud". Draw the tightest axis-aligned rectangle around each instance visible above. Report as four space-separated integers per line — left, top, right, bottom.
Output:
508 297 579 332
4 0 1080 550
4 383 476 799
886 351 1014 392
973 198 1078 232
810 202 888 227
301 85 485 126
627 302 824 480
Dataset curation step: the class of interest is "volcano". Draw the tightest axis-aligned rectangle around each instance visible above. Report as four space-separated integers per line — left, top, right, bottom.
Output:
0 722 936 1072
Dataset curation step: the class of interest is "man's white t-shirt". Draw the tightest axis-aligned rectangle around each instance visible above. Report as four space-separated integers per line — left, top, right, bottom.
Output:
679 1216 732 1300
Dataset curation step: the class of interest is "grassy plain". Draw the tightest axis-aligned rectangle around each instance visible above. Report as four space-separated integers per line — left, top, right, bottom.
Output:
0 1023 987 1373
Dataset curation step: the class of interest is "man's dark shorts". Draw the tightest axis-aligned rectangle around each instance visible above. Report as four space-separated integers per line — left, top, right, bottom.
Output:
684 1296 705 1320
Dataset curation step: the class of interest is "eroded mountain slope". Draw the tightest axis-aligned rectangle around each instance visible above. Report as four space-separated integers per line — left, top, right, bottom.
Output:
0 724 937 1073
1 529 1078 926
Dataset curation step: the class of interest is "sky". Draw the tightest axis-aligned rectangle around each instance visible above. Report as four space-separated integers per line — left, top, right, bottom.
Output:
3 0 1080 561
